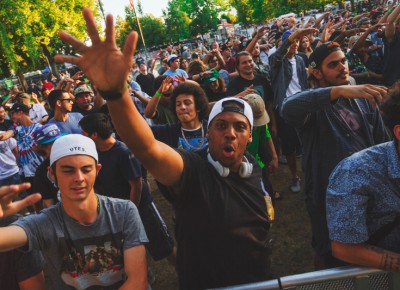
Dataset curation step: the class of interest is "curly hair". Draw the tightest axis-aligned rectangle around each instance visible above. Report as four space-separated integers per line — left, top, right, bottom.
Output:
170 82 209 121
187 60 208 77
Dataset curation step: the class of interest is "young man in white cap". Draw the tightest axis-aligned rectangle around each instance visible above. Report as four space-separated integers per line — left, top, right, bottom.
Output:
0 134 148 290
163 54 188 80
55 9 270 289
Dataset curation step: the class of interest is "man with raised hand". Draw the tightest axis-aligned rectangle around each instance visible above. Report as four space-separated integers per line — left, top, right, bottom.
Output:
56 8 271 289
282 41 390 269
0 134 148 290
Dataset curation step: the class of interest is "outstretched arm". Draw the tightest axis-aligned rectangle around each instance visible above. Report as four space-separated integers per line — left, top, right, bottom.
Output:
55 8 183 187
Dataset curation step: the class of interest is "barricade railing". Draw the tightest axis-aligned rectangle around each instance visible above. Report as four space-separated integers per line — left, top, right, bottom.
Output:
213 266 400 290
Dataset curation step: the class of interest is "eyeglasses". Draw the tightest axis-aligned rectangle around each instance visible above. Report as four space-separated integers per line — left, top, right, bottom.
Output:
59 98 74 103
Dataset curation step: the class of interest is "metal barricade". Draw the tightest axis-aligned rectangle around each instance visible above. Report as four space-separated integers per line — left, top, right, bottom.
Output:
214 266 400 290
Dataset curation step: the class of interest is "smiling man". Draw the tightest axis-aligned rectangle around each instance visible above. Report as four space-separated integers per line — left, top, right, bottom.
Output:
54 9 271 289
281 41 390 269
0 134 148 290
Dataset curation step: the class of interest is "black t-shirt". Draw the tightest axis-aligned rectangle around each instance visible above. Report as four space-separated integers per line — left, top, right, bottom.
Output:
71 104 98 116
201 85 227 102
95 140 152 208
0 119 13 131
227 75 273 103
171 149 270 289
136 73 155 96
0 215 44 290
32 158 58 202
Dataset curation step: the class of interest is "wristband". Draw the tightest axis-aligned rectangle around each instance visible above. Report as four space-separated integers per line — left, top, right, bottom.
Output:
97 84 128 101
155 90 163 97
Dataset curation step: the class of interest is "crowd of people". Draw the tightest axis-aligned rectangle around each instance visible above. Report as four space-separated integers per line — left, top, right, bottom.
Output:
0 0 399 289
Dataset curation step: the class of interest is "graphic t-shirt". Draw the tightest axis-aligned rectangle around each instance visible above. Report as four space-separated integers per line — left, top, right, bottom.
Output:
14 195 148 290
12 123 43 177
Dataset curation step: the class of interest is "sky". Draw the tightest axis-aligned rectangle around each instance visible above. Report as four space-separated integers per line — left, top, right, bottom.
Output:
101 0 169 19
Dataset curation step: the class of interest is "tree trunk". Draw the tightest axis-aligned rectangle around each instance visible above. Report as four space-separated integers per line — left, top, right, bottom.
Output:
41 44 59 79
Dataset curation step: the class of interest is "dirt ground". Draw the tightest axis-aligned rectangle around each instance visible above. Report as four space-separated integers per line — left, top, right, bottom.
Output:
148 159 314 289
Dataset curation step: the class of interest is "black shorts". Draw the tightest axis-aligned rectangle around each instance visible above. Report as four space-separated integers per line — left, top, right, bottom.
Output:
275 110 301 156
139 202 174 261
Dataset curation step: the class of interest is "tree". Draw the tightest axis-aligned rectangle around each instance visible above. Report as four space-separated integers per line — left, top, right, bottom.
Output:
0 0 98 82
229 0 253 25
162 0 191 42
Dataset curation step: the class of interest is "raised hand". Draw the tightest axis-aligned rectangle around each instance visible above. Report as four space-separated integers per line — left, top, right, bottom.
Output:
55 8 138 95
0 183 41 219
331 85 388 108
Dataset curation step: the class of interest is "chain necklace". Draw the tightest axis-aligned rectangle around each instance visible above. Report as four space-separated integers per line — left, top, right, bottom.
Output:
180 124 205 152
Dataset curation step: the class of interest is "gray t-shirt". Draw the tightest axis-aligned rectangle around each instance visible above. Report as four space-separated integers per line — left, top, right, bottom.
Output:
14 195 148 290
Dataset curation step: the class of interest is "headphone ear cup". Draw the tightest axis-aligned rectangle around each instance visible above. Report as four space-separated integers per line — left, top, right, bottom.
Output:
239 156 253 178
207 153 229 177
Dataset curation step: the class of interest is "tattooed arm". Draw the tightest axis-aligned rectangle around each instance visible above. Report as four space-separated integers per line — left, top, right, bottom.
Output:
332 241 400 272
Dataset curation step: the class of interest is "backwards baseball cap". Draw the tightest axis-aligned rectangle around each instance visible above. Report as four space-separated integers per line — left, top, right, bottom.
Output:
74 85 93 96
203 69 220 85
282 30 293 42
136 57 145 66
10 103 30 114
50 134 98 166
167 54 179 65
309 41 341 69
208 97 253 130
245 94 270 127
34 123 63 145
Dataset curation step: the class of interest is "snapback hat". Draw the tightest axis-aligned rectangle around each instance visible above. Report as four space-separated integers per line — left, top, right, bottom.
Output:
203 69 220 85
245 94 270 126
34 124 63 145
136 57 145 66
309 41 341 69
10 103 30 114
167 54 179 65
208 97 253 130
50 134 98 166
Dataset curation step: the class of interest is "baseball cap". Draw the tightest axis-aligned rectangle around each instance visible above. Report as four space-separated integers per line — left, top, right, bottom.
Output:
50 134 98 166
136 57 145 66
15 93 31 100
245 94 270 126
34 124 63 145
191 52 199 59
74 85 93 96
208 97 253 130
10 103 30 114
203 70 220 84
282 30 293 42
167 54 179 65
309 41 341 69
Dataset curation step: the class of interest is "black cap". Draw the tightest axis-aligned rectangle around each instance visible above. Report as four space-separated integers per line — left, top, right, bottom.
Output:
309 41 341 69
191 52 199 59
10 103 30 113
136 57 145 66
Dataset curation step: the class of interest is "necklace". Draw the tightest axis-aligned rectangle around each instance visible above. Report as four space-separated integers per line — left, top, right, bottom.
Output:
95 194 100 215
180 124 205 152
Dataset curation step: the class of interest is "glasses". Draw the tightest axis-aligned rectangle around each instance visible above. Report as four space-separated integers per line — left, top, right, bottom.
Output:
59 98 74 103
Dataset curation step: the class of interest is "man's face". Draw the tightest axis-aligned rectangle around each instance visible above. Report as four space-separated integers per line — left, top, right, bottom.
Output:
252 43 260 57
139 63 147 73
211 42 219 50
207 111 252 172
288 40 299 55
58 92 74 112
11 111 23 124
50 155 101 203
237 55 254 76
222 48 231 58
75 93 92 110
0 107 6 121
175 94 198 125
314 50 349 87
208 57 218 69
170 58 180 70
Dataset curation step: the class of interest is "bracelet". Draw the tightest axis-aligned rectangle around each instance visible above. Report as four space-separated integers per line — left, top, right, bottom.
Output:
155 90 163 97
97 84 128 101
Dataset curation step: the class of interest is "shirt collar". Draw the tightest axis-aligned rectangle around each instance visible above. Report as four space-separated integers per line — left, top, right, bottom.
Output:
388 140 400 179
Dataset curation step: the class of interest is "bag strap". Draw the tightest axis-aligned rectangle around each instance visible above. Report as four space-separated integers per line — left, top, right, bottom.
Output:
367 215 400 245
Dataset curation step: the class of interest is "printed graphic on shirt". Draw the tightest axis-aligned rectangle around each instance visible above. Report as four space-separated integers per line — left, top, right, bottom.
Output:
178 127 208 152
60 233 125 290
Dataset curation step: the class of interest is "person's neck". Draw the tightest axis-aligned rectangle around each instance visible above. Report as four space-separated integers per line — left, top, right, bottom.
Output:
97 137 116 152
62 192 99 225
53 110 69 122
181 119 202 130
140 70 148 76
240 72 254 80
20 116 33 127
170 67 178 72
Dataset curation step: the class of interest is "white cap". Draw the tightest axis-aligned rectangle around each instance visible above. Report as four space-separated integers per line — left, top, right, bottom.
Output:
50 134 98 166
167 54 178 64
208 97 253 130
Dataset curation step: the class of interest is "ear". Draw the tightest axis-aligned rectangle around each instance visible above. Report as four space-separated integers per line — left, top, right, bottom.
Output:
248 131 253 144
206 131 209 138
311 68 323 80
393 125 400 142
48 165 56 182
96 163 102 174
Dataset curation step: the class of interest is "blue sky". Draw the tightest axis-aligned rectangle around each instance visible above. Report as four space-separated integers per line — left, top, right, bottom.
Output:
101 0 169 18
